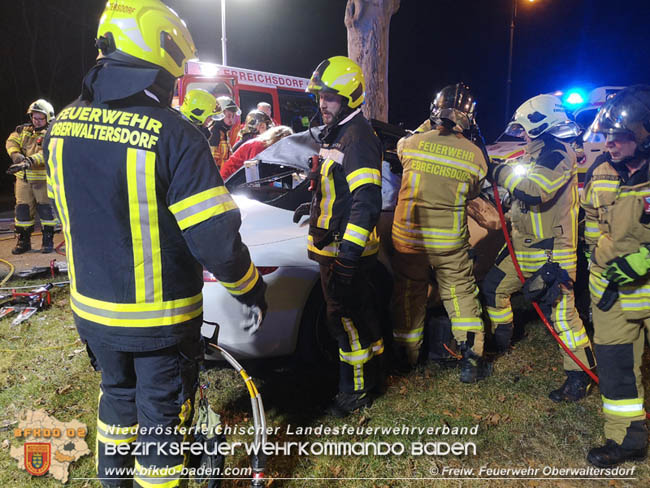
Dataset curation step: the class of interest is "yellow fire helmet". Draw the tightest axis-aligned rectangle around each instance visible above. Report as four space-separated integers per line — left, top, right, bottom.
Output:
306 56 365 109
27 99 55 123
180 89 218 125
96 0 197 79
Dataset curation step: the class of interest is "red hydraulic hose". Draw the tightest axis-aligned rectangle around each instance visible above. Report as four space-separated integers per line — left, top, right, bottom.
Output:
491 181 599 384
55 239 66 256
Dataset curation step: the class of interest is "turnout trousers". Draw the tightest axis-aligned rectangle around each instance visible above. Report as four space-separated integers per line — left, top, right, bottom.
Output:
14 178 56 229
391 244 484 365
591 280 649 450
84 335 202 488
482 246 594 371
319 262 385 394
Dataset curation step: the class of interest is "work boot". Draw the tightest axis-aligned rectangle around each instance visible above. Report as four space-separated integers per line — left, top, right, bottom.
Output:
12 228 32 255
327 391 374 418
494 323 514 354
41 227 54 253
459 342 492 384
587 439 647 468
389 345 416 375
548 370 592 403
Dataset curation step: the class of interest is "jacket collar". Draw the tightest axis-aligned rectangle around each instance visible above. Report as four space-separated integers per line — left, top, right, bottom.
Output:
320 109 362 142
338 108 361 126
81 60 167 105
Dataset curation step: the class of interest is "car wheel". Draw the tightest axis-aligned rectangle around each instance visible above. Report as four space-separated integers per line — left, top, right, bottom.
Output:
294 282 338 367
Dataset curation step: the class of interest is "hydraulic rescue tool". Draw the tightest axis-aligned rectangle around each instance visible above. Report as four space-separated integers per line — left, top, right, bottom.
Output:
0 283 53 326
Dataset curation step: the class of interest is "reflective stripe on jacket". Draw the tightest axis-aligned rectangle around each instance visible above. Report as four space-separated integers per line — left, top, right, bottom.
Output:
5 123 47 181
308 110 383 264
582 156 650 319
43 63 261 346
495 135 579 271
209 122 231 168
392 129 487 253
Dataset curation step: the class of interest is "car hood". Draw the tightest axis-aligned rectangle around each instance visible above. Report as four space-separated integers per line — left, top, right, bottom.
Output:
253 126 323 171
486 140 526 161
232 193 307 246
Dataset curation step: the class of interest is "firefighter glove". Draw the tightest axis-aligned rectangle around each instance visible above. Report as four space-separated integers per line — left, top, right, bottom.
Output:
6 161 31 175
240 280 268 335
241 304 265 335
604 246 650 285
10 152 26 164
486 160 501 182
333 257 357 286
328 256 357 301
596 281 619 311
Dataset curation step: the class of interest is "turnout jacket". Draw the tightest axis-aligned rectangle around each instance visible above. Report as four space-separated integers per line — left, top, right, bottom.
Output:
208 120 231 168
392 129 487 253
43 61 262 349
5 123 47 181
308 110 382 265
581 155 650 319
493 135 580 273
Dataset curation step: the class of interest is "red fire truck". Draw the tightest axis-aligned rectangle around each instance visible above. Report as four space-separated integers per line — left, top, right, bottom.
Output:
176 60 318 137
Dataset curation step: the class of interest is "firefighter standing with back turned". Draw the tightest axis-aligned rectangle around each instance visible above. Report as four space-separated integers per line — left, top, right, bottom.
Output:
483 94 596 402
305 56 385 417
5 99 57 254
581 85 650 468
391 83 491 382
43 1 267 486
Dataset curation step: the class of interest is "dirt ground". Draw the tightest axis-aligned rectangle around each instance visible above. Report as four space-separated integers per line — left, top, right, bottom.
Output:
0 222 66 276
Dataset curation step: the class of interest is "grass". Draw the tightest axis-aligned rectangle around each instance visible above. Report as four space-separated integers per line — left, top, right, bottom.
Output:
1 282 648 487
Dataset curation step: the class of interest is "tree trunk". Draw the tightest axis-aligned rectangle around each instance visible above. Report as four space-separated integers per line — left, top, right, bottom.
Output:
345 0 399 122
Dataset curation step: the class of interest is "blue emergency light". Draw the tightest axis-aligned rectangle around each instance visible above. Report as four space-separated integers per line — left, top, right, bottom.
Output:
563 89 586 107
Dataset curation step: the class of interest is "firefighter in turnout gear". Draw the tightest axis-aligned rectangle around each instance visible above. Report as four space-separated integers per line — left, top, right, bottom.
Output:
306 56 385 416
483 94 596 401
208 95 240 168
5 99 57 254
179 88 218 139
43 2 267 486
581 85 650 468
391 83 491 383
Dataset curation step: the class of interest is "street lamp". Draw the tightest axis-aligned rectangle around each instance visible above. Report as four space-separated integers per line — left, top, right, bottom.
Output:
505 0 535 124
220 0 227 65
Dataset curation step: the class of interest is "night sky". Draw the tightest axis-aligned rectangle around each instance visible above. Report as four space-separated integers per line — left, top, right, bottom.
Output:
2 0 650 202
